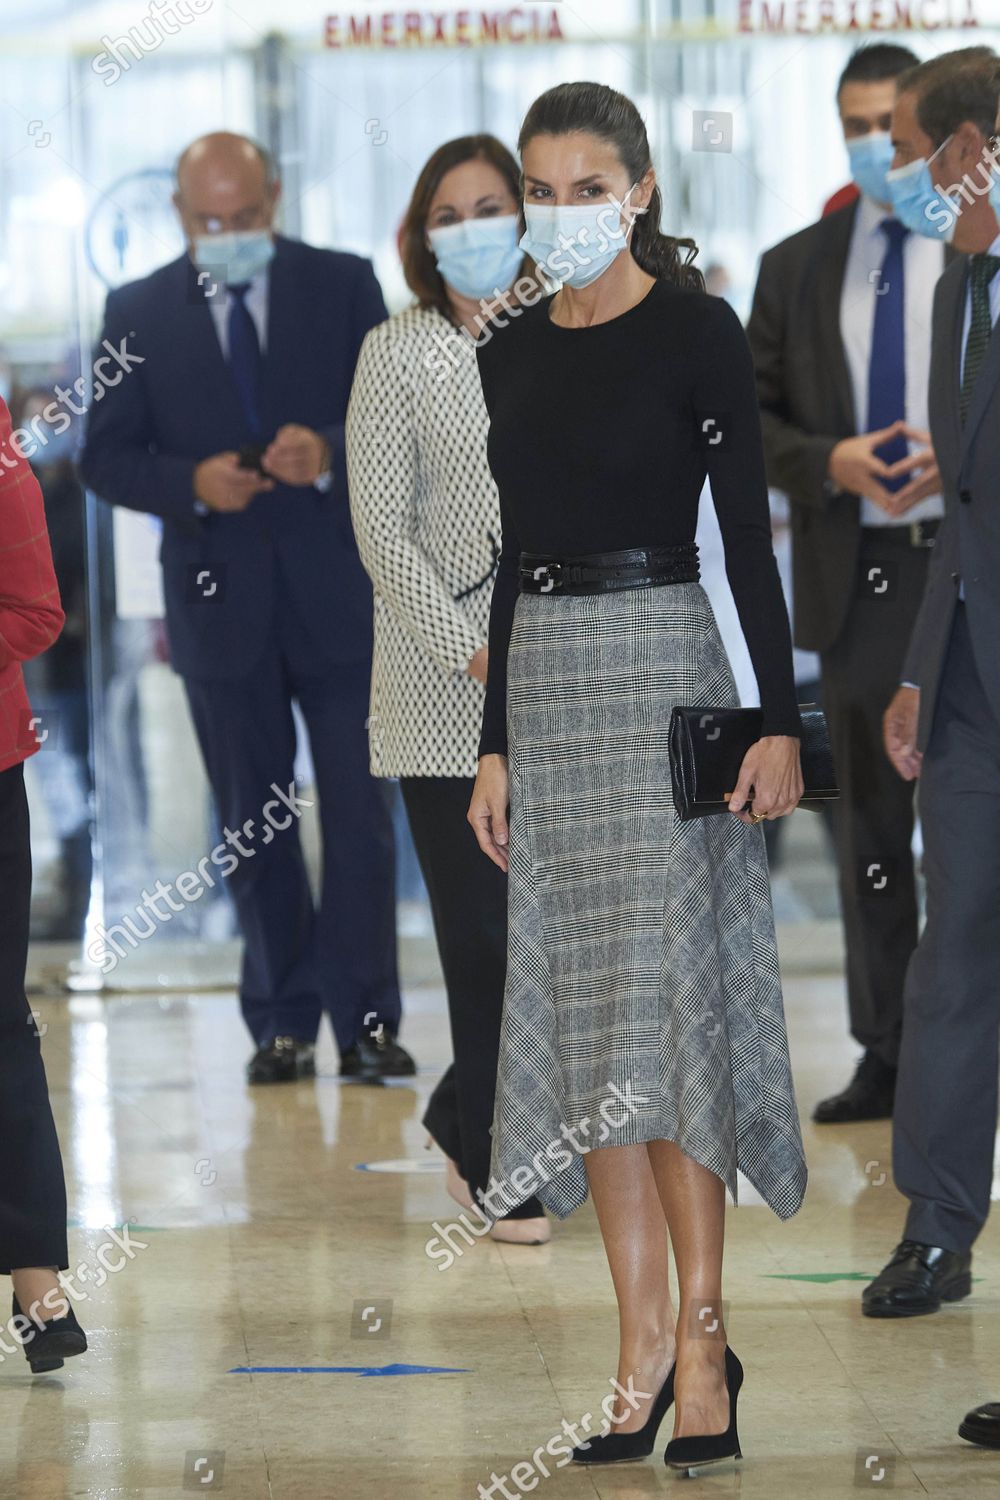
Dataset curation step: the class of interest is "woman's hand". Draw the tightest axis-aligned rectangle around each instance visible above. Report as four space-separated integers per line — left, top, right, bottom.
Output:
466 645 489 684
468 754 510 871
728 736 803 824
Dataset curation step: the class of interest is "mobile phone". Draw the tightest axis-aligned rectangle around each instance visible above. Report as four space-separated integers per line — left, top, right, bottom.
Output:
237 444 269 477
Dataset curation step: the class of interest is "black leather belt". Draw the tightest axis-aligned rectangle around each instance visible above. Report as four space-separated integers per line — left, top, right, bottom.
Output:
519 545 700 595
860 520 940 549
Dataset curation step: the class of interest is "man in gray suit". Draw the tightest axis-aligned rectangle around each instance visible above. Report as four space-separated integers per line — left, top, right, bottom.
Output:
861 52 1000 1348
748 43 945 1127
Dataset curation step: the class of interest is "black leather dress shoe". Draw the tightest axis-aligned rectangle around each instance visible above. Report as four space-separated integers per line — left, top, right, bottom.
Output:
813 1051 896 1123
246 1037 316 1084
340 1031 416 1083
959 1402 1000 1448
862 1240 971 1318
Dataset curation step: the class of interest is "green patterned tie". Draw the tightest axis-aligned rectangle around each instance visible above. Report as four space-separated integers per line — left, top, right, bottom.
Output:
960 252 1000 424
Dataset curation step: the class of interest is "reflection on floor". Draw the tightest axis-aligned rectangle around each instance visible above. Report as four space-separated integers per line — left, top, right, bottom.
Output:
4 931 998 1499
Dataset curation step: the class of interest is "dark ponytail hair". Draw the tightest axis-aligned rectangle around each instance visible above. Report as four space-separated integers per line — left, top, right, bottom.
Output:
517 82 704 292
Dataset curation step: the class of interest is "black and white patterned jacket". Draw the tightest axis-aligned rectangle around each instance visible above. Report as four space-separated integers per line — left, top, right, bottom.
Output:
347 304 500 777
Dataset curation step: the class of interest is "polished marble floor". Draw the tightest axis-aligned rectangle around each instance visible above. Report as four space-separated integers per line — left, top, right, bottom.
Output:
4 923 1000 1500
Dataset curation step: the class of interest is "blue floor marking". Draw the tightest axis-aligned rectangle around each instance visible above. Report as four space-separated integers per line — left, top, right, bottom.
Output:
228 1363 471 1376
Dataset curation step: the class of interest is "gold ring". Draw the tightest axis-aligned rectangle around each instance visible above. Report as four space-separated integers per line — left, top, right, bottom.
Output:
750 811 766 824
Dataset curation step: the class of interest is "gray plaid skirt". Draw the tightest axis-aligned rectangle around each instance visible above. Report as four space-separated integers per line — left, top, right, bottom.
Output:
489 583 807 1222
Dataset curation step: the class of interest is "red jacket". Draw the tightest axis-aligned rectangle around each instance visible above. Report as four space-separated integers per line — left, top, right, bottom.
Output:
0 398 65 771
823 182 860 217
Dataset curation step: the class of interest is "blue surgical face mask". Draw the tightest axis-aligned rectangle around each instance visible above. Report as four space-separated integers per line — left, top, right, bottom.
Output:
846 132 895 205
520 187 646 289
427 214 523 300
886 150 958 243
193 229 275 285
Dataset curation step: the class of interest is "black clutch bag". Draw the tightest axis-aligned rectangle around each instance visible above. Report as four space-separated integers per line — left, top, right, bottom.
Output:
668 704 838 821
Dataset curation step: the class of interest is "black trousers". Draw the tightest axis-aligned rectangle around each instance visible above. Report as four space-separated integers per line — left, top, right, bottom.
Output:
819 529 930 1068
0 762 68 1274
400 776 542 1221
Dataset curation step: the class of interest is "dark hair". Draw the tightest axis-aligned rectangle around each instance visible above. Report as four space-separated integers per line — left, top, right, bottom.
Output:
897 46 1000 145
401 134 525 319
837 43 920 98
517 82 703 293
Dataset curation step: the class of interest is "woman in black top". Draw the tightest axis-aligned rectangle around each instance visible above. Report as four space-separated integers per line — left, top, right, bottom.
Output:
468 83 807 1472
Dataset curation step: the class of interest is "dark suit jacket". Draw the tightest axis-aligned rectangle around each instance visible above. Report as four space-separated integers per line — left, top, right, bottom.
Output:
81 235 388 681
747 203 864 654
902 254 1000 748
747 203 953 656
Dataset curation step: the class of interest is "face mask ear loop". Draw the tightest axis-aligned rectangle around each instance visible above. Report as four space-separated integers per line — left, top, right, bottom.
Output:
609 181 650 238
926 132 955 197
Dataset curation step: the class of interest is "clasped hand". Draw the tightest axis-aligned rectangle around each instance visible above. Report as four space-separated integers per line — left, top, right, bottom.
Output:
828 422 940 518
193 425 330 512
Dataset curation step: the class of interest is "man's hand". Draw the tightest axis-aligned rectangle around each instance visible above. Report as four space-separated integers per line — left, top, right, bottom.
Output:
468 754 510 872
728 736 803 823
261 424 330 487
884 685 922 781
194 451 273 512
829 424 942 518
466 646 489 684
880 426 941 516
828 423 909 510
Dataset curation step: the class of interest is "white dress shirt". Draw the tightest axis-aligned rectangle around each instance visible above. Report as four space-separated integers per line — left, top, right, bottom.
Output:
206 268 268 356
839 193 945 526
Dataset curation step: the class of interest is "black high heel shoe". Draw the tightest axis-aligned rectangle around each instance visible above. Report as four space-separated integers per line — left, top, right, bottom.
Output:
572 1363 676 1464
664 1345 743 1474
13 1294 88 1374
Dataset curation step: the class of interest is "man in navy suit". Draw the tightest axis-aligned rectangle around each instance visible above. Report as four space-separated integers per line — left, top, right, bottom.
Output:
83 132 412 1084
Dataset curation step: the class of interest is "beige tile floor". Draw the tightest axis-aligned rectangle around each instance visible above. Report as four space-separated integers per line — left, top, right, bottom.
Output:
4 930 1000 1500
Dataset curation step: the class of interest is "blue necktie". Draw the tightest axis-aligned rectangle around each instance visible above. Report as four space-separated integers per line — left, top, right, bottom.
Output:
226 281 262 436
866 218 909 492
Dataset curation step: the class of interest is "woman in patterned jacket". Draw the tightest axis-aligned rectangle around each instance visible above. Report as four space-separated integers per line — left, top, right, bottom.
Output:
347 135 548 1244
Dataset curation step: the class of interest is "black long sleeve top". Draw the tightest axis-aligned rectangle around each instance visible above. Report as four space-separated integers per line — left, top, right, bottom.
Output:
476 278 802 758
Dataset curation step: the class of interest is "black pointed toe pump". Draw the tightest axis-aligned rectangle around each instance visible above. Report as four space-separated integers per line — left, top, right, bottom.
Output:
13 1294 88 1375
573 1363 676 1465
664 1345 743 1474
